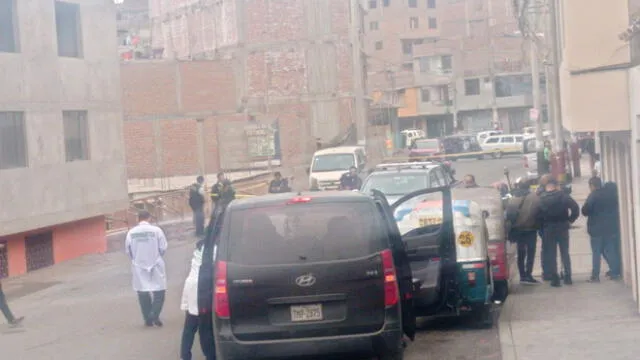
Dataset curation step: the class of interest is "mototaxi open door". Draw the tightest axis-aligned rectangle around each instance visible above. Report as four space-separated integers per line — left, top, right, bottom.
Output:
390 187 457 317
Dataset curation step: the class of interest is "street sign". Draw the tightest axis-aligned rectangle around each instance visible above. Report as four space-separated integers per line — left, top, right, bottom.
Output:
529 108 539 121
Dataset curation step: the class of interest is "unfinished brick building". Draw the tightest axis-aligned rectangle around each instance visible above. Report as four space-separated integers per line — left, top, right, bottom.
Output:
123 0 367 181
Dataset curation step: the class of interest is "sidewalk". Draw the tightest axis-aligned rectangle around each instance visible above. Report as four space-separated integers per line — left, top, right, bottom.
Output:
499 175 640 360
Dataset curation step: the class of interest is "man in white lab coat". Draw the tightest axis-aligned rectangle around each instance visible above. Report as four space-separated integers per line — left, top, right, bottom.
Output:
125 210 168 327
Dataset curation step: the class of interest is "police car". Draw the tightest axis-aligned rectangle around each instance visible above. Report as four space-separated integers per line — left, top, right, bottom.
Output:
360 161 456 204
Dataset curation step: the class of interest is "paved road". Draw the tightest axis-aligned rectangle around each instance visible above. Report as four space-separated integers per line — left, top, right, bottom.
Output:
1 157 517 359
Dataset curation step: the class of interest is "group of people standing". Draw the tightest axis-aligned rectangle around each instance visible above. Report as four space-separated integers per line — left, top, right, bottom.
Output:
506 174 621 288
188 172 237 237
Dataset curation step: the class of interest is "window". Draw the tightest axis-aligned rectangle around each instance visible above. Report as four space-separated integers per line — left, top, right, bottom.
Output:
427 0 436 8
437 85 450 103
63 111 90 161
409 0 417 7
369 0 377 9
515 136 524 143
418 56 429 72
428 17 437 29
55 1 83 58
383 0 390 6
369 21 379 31
0 0 19 53
441 55 452 70
464 79 480 95
227 202 384 265
402 40 413 55
420 88 430 102
500 136 515 144
409 17 419 29
0 112 27 169
485 137 500 144
402 63 413 71
362 174 429 196
375 41 383 50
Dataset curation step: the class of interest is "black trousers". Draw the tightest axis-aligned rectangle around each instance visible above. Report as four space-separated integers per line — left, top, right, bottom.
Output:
193 208 205 236
542 222 572 279
180 312 216 360
0 286 16 323
514 231 537 279
137 290 165 323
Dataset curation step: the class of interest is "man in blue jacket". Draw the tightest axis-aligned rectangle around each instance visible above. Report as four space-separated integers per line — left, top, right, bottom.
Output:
582 177 621 282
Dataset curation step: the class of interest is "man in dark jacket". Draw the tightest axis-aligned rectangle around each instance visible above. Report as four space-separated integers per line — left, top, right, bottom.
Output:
538 178 580 287
268 172 291 194
581 177 621 281
188 176 206 237
339 166 362 190
506 181 541 284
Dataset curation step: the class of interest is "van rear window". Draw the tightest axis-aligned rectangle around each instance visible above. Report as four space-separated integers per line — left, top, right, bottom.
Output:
227 202 385 265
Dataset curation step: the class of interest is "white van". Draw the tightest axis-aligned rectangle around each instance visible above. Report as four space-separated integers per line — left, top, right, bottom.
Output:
308 146 366 190
476 130 503 145
481 134 524 158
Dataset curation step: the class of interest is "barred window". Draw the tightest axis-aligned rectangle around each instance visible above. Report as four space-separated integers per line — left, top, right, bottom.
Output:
0 112 27 169
63 111 90 162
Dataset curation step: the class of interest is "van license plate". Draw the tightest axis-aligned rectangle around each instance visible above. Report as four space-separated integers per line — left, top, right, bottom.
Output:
290 304 323 322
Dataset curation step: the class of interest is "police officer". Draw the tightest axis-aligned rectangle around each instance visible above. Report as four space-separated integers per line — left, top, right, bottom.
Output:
538 178 580 287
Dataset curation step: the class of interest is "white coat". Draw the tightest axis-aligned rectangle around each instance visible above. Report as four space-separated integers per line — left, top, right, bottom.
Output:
180 247 203 315
180 245 216 315
125 221 168 292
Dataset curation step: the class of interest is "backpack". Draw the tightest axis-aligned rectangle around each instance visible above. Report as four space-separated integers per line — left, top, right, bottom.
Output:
189 184 204 210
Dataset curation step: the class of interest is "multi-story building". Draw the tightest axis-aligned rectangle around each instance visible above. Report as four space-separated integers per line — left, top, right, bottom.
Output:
0 0 128 277
365 0 543 141
126 0 368 176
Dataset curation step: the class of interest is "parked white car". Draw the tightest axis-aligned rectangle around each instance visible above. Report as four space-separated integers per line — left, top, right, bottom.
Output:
481 134 524 158
476 130 503 145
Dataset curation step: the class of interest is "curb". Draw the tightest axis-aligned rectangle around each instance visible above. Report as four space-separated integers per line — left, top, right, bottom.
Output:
498 293 517 360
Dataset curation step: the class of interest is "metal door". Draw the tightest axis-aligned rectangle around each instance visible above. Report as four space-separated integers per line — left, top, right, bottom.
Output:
25 232 54 272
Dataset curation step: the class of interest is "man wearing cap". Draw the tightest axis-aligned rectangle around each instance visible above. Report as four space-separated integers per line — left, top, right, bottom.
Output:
125 211 168 327
538 178 580 287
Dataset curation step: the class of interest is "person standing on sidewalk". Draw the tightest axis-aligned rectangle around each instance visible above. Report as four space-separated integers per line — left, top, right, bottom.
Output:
538 178 580 287
125 210 168 327
210 172 226 212
179 240 216 360
188 176 206 237
0 279 24 326
581 177 622 282
506 180 541 285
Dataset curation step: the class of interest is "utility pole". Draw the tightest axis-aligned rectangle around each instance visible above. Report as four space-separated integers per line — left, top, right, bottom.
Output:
350 0 368 146
547 0 563 152
528 1 545 174
487 0 499 129
546 0 565 180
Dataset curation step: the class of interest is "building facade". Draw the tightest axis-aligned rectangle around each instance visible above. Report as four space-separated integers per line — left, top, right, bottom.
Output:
558 0 640 311
135 0 368 174
0 0 128 277
365 0 543 142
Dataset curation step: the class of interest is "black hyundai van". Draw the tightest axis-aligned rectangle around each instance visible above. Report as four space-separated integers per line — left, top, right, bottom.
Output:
203 191 413 360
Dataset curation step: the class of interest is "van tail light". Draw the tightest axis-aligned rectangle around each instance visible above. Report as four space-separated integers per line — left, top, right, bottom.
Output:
381 250 399 307
523 155 529 168
215 261 230 318
467 271 477 287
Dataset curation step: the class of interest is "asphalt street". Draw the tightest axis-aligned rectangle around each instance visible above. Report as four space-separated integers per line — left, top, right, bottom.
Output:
0 156 519 360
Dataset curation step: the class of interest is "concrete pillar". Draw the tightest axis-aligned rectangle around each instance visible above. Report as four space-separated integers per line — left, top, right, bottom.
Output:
616 142 631 285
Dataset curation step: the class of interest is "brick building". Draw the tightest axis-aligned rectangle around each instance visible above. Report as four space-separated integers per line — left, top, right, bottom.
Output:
121 0 367 181
365 0 544 143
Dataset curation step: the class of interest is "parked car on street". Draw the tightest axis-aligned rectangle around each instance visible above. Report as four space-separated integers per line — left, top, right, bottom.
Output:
361 161 455 204
409 135 484 161
205 192 414 360
481 134 524 158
